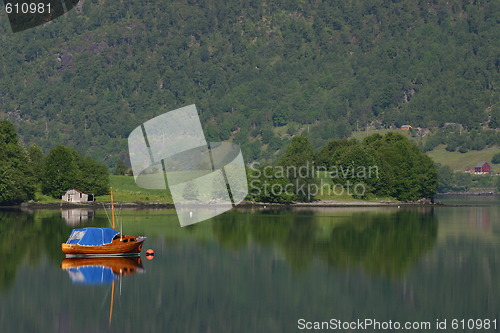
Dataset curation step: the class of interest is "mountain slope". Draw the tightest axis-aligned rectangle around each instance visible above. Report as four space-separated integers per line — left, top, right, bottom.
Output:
0 0 497 164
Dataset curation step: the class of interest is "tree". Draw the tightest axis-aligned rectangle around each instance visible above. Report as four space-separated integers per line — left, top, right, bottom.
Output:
268 136 282 151
317 138 359 166
435 163 455 193
272 106 288 127
0 163 35 204
113 160 128 175
0 121 19 146
454 172 473 192
42 146 80 198
246 165 297 203
0 121 36 204
261 127 274 144
492 153 500 164
76 156 110 195
27 144 44 182
42 146 110 198
279 136 316 167
278 136 317 202
330 144 381 198
490 106 500 129
364 132 438 201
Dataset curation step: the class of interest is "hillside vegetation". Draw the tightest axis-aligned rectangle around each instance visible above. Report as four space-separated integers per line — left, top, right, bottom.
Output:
0 0 497 166
427 145 500 172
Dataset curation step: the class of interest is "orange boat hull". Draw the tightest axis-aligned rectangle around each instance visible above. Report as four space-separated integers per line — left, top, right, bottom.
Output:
61 236 146 256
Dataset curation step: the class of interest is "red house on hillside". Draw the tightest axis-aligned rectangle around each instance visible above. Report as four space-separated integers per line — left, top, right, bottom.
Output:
474 161 491 173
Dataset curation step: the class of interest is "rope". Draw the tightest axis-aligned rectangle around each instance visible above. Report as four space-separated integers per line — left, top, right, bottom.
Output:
102 203 113 228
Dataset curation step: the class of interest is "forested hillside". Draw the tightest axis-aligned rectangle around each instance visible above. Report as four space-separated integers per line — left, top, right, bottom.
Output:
0 0 497 165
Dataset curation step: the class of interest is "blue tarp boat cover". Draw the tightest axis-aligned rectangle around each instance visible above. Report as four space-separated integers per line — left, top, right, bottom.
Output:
66 266 117 285
66 227 119 246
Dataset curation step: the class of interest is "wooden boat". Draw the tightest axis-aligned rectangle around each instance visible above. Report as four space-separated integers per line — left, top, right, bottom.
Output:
61 230 146 256
61 188 146 257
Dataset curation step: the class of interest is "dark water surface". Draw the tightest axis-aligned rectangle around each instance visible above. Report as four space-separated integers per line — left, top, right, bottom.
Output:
1 196 500 332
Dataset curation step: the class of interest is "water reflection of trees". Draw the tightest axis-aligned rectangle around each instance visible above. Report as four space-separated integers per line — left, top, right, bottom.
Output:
0 210 97 291
0 207 438 291
213 208 438 276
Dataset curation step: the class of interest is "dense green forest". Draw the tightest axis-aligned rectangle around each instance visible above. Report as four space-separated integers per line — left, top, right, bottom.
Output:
424 127 500 152
0 120 109 204
0 0 497 165
248 132 438 202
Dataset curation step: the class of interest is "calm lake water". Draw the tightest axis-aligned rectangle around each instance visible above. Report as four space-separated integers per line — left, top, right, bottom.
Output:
1 196 500 332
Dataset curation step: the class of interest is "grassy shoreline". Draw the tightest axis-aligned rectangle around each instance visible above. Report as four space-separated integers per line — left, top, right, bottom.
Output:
14 200 438 210
16 175 438 209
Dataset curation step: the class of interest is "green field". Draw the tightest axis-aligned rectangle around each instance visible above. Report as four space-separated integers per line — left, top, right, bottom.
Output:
96 175 174 203
350 129 500 173
425 145 500 173
36 173 392 204
33 175 174 203
106 171 385 203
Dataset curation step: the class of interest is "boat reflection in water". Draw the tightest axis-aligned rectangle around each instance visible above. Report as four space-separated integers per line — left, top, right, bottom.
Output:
61 257 144 284
61 257 144 325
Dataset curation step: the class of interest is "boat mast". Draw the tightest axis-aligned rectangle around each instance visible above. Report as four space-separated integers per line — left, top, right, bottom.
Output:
110 187 116 230
109 280 115 326
119 203 123 241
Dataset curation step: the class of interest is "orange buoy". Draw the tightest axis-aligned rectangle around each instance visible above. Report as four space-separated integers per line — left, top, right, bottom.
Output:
146 249 155 260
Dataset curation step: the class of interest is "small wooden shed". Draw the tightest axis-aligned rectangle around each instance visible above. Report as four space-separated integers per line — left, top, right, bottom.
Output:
62 189 95 203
